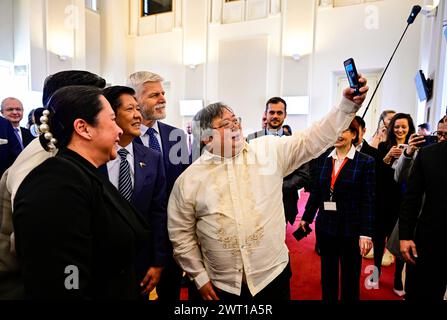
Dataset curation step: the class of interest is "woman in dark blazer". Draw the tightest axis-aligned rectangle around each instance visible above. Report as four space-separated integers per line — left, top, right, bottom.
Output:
374 113 415 296
13 86 150 300
299 121 375 301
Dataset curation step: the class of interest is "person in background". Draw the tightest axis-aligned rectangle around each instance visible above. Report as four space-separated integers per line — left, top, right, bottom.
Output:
247 97 287 140
416 122 431 136
26 108 46 137
13 86 150 299
372 113 415 297
247 98 310 226
1 98 34 149
262 112 267 130
395 116 447 184
399 116 447 301
185 121 194 157
299 120 375 301
0 118 21 178
282 125 292 136
370 110 396 149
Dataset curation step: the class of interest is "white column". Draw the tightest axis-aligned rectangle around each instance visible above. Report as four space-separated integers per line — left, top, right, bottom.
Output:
210 0 222 24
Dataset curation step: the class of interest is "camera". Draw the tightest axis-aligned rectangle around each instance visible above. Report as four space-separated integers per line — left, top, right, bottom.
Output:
420 135 438 148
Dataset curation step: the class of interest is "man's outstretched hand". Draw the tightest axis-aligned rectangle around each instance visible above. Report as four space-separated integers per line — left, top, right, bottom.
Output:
343 74 369 106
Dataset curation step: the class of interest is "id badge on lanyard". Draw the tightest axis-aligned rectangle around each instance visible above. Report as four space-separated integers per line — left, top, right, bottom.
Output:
324 158 348 212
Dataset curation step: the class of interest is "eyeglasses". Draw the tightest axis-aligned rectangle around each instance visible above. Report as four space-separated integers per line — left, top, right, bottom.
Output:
212 117 242 130
3 107 23 113
433 131 447 139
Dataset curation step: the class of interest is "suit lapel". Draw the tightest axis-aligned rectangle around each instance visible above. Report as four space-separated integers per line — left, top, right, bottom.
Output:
158 122 171 169
132 142 147 200
134 136 143 146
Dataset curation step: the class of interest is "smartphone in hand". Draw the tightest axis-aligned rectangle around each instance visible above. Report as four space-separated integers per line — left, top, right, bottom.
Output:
421 135 438 148
293 224 312 241
344 58 361 96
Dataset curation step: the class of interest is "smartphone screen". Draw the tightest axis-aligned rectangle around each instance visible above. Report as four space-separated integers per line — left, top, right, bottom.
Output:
344 58 360 96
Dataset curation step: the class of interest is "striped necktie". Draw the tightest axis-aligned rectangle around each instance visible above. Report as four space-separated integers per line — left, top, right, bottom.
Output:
118 148 133 202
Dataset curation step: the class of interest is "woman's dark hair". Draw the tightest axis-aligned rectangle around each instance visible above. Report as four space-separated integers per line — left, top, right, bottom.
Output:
347 120 359 145
282 124 292 135
40 86 104 151
384 113 415 148
42 71 106 107
27 107 46 131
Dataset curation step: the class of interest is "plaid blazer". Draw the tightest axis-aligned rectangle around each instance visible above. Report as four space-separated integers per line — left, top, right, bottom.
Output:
302 149 375 237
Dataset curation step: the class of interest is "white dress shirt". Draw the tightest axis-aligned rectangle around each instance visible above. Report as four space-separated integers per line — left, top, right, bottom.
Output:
328 144 356 175
168 97 360 297
106 143 135 190
140 122 163 153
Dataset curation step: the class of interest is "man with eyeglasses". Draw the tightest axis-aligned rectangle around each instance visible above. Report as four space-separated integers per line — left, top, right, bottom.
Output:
394 116 447 183
1 98 34 149
399 115 447 301
168 77 369 301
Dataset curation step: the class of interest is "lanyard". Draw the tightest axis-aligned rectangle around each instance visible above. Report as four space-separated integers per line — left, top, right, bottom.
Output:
330 158 349 193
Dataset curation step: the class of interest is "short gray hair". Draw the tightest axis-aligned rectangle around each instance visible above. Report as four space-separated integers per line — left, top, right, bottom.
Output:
127 71 164 98
192 102 233 157
1 97 23 112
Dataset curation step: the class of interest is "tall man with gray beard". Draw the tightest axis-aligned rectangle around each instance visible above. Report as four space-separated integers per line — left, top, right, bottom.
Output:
128 71 189 300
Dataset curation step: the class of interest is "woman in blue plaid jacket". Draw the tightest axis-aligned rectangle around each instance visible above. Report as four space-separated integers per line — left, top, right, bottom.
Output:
299 120 375 302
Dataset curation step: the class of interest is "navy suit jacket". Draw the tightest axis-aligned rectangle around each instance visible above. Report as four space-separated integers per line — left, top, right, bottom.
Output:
0 117 21 176
20 127 34 148
135 121 189 196
99 142 169 278
399 141 447 243
302 150 376 238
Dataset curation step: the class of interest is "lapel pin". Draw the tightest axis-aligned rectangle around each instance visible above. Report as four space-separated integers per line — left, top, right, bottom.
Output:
139 162 146 168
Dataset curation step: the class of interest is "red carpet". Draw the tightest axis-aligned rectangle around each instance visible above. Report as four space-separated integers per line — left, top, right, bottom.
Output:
287 191 402 300
181 191 403 300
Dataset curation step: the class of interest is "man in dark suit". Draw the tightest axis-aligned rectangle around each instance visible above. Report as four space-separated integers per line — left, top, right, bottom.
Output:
247 97 310 225
1 98 34 149
128 71 189 300
101 86 169 299
352 116 379 161
0 116 21 177
399 119 447 301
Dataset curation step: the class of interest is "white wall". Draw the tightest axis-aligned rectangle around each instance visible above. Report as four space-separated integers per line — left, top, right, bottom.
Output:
311 0 422 130
207 16 282 135
0 0 14 62
420 0 447 125
101 0 129 85
5 0 439 136
86 9 101 75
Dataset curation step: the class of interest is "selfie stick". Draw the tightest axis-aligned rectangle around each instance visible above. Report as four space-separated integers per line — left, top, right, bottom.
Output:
362 5 422 119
